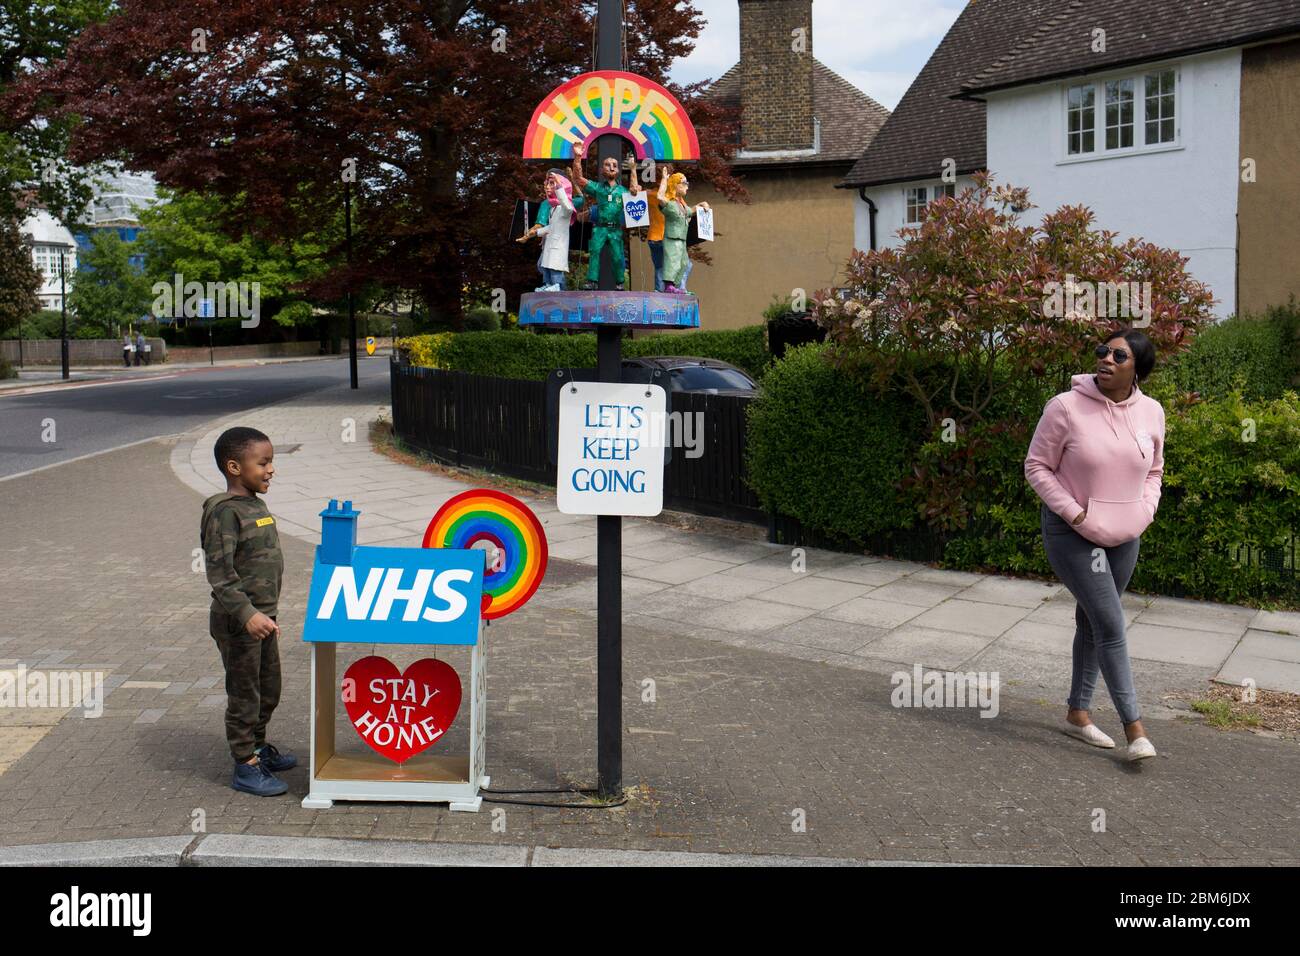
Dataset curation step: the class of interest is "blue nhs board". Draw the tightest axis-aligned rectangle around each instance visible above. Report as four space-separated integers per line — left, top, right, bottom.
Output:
302 544 485 645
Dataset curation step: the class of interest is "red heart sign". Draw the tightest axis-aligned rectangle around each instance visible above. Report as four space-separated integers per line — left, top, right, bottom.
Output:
341 656 462 763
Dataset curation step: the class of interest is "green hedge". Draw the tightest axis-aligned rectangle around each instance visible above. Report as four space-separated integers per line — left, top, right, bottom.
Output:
745 322 1300 606
746 343 919 541
1131 389 1300 604
1153 300 1299 403
399 324 772 381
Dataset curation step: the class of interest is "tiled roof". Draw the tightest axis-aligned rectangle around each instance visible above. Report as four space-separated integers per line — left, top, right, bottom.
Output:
961 0 1300 95
708 59 891 166
841 0 1067 188
843 0 1300 188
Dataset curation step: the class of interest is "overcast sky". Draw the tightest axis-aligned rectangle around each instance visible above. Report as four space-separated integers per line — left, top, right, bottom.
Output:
668 0 964 109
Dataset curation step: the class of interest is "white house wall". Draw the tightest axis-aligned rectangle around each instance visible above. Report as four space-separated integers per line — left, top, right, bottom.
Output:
985 48 1242 318
854 176 979 252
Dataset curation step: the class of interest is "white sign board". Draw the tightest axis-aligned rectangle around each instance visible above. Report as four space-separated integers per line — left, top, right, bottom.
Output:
623 194 650 228
557 382 666 517
696 207 714 241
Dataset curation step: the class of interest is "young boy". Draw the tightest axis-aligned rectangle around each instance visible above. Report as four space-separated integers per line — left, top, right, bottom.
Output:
201 426 296 796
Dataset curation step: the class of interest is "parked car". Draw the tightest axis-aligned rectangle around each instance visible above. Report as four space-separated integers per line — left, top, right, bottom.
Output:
621 356 758 397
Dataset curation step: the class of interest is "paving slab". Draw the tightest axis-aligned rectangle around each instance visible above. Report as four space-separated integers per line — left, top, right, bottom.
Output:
1249 609 1300 636
1134 597 1259 635
1127 623 1240 669
908 600 1030 639
958 577 1062 608
1216 629 1300 693
820 596 926 630
865 579 966 609
751 576 870 611
684 596 812 633
853 626 997 671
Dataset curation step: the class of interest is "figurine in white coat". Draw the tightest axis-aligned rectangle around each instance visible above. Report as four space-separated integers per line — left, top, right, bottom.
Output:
517 169 576 291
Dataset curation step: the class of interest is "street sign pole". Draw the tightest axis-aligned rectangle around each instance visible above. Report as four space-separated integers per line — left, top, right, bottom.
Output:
59 250 70 380
595 0 623 799
346 176 358 390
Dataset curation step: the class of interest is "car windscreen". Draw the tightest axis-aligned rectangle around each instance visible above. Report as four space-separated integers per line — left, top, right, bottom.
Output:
667 365 754 390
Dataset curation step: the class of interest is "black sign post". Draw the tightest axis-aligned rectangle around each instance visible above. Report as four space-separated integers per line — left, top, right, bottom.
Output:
594 0 623 799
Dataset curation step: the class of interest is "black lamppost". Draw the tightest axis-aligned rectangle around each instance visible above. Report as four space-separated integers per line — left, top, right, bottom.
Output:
58 242 73 380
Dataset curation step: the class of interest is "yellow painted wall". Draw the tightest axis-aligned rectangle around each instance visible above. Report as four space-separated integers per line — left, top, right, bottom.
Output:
1238 38 1300 315
627 165 857 330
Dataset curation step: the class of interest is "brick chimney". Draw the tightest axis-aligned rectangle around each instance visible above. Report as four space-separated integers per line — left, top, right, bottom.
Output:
739 0 815 151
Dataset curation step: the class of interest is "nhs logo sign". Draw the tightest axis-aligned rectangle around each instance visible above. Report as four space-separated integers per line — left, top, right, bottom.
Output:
303 545 485 645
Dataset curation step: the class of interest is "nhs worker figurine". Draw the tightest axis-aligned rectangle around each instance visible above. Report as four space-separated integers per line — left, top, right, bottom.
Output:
657 171 709 295
571 142 641 290
517 169 579 292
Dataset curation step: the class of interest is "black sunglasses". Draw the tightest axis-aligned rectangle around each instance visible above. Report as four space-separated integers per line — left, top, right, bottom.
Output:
1095 344 1130 364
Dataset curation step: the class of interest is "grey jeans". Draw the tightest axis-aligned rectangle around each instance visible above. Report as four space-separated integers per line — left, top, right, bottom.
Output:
1040 502 1142 725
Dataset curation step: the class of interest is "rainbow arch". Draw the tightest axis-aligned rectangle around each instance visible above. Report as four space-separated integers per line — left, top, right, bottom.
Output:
523 70 700 162
422 489 547 621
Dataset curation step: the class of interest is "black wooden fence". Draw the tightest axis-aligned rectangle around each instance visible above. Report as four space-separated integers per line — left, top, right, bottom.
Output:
390 364 767 524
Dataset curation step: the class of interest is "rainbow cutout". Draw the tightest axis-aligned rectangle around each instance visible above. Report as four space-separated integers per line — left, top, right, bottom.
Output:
523 70 700 162
422 490 547 620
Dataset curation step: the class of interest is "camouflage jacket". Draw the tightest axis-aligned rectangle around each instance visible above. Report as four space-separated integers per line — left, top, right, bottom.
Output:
201 493 284 626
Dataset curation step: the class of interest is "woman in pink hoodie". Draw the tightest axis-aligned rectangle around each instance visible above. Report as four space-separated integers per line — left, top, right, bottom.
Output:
1024 329 1164 762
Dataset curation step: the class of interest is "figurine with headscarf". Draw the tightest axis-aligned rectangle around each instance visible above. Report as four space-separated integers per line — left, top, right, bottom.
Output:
518 168 582 291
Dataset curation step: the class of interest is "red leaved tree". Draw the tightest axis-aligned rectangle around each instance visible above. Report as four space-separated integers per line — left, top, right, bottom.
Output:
6 0 742 328
811 174 1215 531
814 174 1214 431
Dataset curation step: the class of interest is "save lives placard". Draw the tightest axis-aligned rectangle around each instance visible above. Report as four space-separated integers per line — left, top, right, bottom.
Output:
557 381 666 516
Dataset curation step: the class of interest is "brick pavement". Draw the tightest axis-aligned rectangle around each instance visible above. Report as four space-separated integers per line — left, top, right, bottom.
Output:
0 436 1298 863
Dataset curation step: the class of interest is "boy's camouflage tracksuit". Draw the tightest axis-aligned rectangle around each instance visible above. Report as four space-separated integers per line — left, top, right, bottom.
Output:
201 493 285 762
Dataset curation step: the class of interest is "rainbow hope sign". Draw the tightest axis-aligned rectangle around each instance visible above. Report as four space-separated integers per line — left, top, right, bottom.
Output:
523 70 700 162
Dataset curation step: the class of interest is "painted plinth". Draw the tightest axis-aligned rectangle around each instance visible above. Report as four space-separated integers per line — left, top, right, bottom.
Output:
519 290 700 329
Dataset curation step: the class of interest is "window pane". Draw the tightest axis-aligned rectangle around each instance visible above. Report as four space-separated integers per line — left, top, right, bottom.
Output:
1161 118 1174 142
1066 84 1095 154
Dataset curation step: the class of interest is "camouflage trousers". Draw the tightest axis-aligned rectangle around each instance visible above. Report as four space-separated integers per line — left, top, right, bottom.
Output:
210 611 281 762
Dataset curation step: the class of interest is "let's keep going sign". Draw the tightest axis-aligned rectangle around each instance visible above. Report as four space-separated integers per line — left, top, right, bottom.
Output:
557 382 666 516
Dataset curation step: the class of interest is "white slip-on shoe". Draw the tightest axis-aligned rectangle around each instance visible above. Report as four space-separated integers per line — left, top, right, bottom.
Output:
1063 722 1116 749
1125 736 1157 761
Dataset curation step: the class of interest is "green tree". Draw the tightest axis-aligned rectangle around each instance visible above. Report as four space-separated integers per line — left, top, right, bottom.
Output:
67 230 151 333
0 214 40 336
0 0 116 225
137 188 339 326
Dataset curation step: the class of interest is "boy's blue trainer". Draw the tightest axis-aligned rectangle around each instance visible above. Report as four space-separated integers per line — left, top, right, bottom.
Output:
254 743 297 772
232 759 288 797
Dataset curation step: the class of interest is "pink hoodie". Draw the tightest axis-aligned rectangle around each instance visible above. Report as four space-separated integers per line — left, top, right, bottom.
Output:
1024 373 1166 547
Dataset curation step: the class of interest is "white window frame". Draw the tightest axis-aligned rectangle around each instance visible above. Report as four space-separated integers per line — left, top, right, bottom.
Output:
1059 63 1183 164
904 182 957 224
